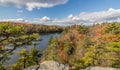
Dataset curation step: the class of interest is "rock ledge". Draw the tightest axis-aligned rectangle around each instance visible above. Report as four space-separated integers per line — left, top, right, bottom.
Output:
24 61 68 70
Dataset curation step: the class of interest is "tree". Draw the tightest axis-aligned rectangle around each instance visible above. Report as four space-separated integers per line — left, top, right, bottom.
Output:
105 22 120 34
0 23 40 69
108 42 120 68
11 46 39 70
0 62 4 70
42 22 120 69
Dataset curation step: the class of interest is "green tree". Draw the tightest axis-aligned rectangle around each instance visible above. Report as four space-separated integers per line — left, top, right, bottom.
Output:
108 42 120 68
105 22 120 34
0 61 4 70
11 46 39 70
0 23 40 69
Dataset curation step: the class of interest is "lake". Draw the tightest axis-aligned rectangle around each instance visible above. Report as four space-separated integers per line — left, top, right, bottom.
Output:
6 33 60 65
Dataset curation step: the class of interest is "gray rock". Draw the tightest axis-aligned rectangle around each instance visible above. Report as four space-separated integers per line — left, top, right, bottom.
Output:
24 61 68 70
24 61 120 70
81 67 120 70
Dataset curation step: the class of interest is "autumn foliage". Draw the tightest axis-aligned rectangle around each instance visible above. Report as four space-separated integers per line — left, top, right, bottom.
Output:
43 22 120 69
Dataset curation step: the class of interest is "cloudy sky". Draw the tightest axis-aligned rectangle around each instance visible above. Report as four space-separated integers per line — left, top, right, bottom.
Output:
0 0 120 26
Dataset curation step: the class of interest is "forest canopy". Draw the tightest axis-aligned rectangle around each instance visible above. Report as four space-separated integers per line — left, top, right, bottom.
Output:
43 22 120 69
0 22 120 70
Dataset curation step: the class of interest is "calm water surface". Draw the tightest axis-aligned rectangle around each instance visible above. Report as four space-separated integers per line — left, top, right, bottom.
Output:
6 33 60 65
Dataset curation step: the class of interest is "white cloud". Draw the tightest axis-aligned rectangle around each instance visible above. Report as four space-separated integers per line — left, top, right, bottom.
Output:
108 8 115 11
0 18 28 22
0 0 68 11
34 8 120 26
68 14 73 19
1 8 120 26
17 10 23 13
76 8 120 23
36 16 51 22
41 16 51 21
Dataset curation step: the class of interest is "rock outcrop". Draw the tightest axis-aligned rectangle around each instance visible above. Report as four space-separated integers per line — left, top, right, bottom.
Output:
24 61 120 70
24 61 68 70
82 67 120 70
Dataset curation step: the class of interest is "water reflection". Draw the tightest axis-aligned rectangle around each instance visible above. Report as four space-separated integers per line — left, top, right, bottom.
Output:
6 33 60 65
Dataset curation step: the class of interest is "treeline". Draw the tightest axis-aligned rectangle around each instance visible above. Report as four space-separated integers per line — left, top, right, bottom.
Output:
0 22 64 34
43 22 120 69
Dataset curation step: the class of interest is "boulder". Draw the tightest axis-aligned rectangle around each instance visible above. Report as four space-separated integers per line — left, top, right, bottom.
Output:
82 66 120 70
24 61 120 70
24 61 68 70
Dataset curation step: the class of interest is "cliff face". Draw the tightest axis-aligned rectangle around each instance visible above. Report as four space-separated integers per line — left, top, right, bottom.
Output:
24 61 68 70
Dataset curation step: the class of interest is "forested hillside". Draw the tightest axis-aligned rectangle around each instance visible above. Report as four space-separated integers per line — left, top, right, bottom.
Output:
43 22 120 69
0 22 64 34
